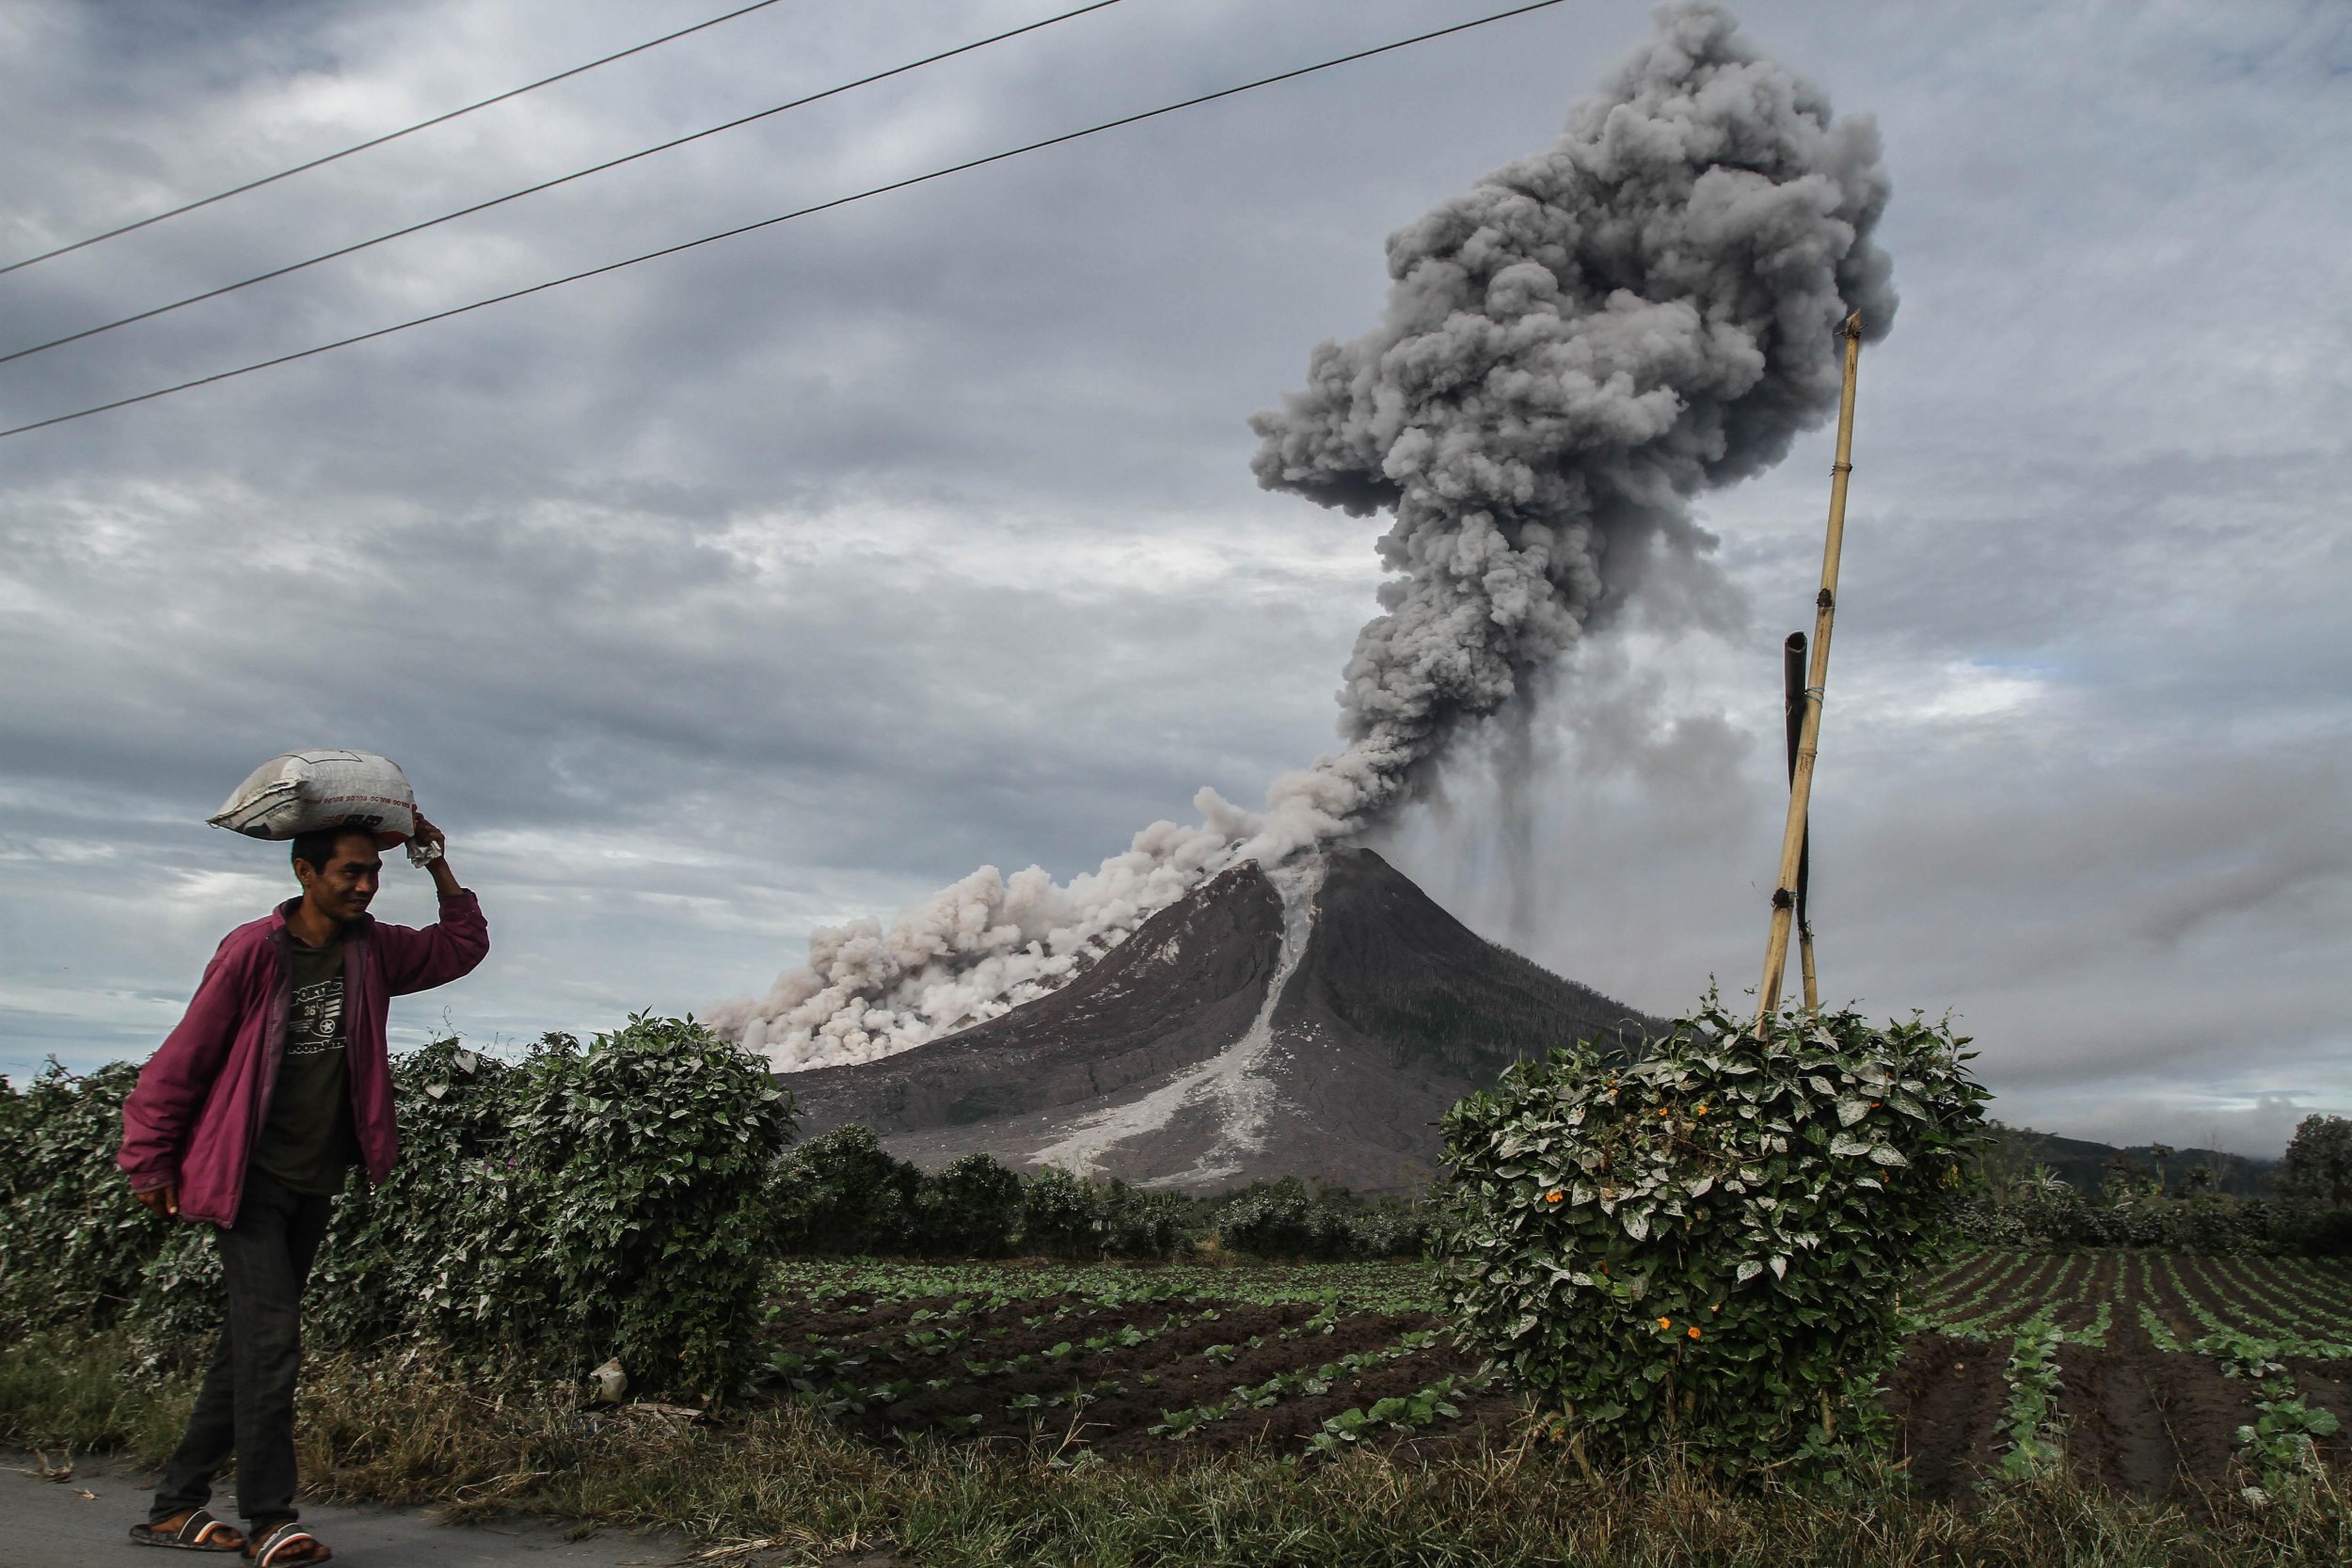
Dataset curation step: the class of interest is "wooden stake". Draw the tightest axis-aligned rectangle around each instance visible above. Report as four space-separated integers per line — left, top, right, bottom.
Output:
1756 312 1864 1037
1798 908 1820 1013
1782 632 1820 1010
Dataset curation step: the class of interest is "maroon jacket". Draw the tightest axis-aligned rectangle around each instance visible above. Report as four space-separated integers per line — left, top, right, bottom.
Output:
119 890 489 1226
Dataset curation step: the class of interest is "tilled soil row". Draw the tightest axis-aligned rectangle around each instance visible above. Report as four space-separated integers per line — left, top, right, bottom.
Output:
1946 1254 2072 1338
2194 1256 2352 1342
1912 1251 2011 1319
755 1263 2341 1492
1915 1251 2039 1325
838 1302 1353 1445
769 1291 1200 1373
2052 1303 2250 1512
1882 1330 2009 1499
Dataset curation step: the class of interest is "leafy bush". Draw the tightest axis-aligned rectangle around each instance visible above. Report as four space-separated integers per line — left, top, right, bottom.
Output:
2269 1202 2352 1258
2 1017 795 1398
0 1062 165 1336
1014 1165 1190 1259
1949 1182 2325 1256
319 1018 797 1394
1435 996 1989 1475
1017 1165 1101 1257
2276 1115 2352 1211
764 1133 1187 1260
916 1151 1025 1258
1090 1177 1191 1260
771 1124 923 1257
497 1017 795 1391
1215 1178 1431 1260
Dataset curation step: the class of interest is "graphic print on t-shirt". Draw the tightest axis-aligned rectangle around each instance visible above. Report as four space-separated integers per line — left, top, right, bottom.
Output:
286 974 344 1056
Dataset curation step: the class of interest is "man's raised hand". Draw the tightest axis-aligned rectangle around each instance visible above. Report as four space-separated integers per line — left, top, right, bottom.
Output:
408 812 462 895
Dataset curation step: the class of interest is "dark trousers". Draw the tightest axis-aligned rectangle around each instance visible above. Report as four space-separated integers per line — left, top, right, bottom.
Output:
151 1167 333 1526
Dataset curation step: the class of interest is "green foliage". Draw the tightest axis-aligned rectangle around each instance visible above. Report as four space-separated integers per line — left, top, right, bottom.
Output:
314 1020 798 1393
1951 1173 2352 1256
1018 1166 1101 1257
771 1125 923 1256
1091 1176 1192 1259
767 1129 1189 1261
1994 1309 2066 1480
1306 1372 1472 1456
918 1152 1025 1258
1434 994 1989 1475
2201 1328 2344 1503
763 1133 1187 1261
2276 1115 2352 1211
0 1062 167 1337
1 1018 795 1398
1017 1165 1189 1260
503 1017 795 1391
1214 1178 1431 1260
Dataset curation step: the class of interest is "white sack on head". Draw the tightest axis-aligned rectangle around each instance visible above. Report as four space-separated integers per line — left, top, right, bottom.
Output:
711 1 1896 1071
209 749 418 846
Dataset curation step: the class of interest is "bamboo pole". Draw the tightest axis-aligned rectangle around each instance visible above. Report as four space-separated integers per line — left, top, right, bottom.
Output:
1782 632 1820 1010
1756 312 1864 1037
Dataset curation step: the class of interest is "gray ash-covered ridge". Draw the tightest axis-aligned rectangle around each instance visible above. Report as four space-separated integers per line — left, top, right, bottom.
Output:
781 848 1661 1195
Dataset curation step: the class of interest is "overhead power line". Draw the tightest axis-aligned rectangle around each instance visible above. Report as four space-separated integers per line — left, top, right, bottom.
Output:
0 0 796 277
0 0 1573 443
0 0 1128 367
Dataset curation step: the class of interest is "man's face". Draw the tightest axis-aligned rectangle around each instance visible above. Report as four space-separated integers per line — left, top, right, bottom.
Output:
300 835 382 924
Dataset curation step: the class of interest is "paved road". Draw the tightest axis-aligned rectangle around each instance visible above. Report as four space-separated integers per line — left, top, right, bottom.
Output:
1 1454 691 1567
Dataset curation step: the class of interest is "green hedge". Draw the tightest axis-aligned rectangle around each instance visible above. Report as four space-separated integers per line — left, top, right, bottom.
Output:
1951 1187 2352 1256
1 1017 793 1398
769 1129 1193 1261
1213 1178 1432 1260
2 1026 1232 1402
0 1060 160 1336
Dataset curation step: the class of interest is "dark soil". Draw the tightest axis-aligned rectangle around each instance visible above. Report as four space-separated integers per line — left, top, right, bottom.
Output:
1913 1249 2010 1316
757 1257 2344 1503
1882 1331 2008 1499
2058 1331 2185 1498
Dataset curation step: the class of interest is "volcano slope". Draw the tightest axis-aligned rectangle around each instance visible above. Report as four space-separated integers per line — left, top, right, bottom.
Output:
781 849 1661 1194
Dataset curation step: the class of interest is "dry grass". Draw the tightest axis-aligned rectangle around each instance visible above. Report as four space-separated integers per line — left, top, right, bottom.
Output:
6 1333 2347 1567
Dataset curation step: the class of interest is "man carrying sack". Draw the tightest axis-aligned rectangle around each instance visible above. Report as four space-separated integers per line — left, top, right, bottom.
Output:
118 814 489 1564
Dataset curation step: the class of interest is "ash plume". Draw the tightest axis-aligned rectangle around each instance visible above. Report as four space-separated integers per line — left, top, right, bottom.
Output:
711 2 1895 1070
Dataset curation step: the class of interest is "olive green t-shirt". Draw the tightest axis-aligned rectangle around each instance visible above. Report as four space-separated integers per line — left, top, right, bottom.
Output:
252 935 360 1196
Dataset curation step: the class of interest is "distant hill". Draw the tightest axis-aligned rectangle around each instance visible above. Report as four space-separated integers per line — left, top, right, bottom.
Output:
779 847 1662 1195
1978 1123 2273 1198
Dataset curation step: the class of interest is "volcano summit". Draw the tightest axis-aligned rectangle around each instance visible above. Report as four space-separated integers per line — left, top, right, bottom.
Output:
781 849 1659 1194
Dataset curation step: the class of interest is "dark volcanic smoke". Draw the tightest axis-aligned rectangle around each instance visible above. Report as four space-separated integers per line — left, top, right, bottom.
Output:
1248 0 1896 832
713 1 1895 1069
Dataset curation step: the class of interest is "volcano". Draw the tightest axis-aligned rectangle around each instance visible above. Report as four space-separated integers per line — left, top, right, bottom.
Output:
780 848 1661 1194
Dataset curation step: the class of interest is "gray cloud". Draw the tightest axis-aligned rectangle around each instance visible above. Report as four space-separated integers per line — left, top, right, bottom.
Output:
3 0 2346 1153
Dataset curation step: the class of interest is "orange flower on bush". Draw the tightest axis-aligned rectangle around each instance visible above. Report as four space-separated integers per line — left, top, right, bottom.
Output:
1546 1190 1565 1204
1695 1104 1708 1116
1688 1325 1702 1340
1657 1316 1672 1332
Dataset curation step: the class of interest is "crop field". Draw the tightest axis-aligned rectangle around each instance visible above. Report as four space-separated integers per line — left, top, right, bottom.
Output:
760 1252 2352 1497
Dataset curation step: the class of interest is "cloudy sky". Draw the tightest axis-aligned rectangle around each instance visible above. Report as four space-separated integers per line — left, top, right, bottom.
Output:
3 0 2344 1156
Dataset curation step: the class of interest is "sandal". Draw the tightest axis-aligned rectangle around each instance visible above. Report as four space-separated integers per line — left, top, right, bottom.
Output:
245 1520 331 1565
131 1510 247 1552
